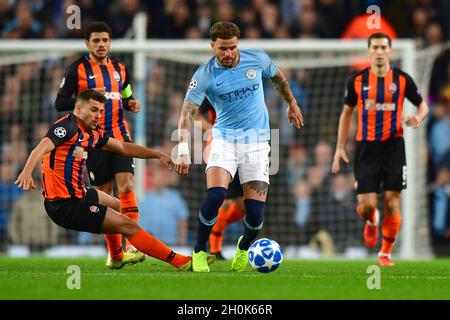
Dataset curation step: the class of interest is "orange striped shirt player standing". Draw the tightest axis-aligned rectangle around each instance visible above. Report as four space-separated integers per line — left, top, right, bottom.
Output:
55 22 144 268
332 33 429 266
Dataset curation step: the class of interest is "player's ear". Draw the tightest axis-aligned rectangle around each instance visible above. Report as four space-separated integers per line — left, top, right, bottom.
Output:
211 41 215 49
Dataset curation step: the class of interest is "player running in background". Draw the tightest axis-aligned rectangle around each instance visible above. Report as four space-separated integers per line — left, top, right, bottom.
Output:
332 33 429 266
197 99 245 260
55 22 144 267
176 22 304 272
16 89 215 270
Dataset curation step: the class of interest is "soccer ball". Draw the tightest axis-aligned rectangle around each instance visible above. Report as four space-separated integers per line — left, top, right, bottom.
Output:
248 238 283 273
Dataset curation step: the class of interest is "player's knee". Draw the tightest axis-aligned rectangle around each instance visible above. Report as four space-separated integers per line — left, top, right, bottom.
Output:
384 197 400 214
119 215 139 235
244 199 265 230
358 201 376 217
118 180 134 194
199 187 227 224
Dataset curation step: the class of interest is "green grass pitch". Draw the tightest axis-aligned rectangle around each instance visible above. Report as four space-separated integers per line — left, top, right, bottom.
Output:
0 256 449 300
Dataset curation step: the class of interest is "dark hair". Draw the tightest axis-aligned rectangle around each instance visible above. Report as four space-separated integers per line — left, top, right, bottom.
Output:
76 89 106 105
84 21 112 40
209 21 240 41
368 32 392 48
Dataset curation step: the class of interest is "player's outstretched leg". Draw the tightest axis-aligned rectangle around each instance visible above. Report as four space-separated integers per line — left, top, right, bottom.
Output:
231 199 264 272
193 187 227 272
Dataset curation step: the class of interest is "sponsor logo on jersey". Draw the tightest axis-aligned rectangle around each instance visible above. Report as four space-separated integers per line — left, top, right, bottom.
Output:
104 91 121 100
364 99 396 111
219 84 260 102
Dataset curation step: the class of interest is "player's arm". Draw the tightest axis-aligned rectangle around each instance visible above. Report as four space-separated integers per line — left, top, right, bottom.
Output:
176 100 200 175
403 74 429 128
332 76 357 174
121 65 141 113
15 138 55 190
270 69 304 128
55 64 79 112
332 105 354 174
101 138 174 169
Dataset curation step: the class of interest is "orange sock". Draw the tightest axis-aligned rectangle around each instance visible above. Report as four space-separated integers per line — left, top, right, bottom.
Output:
119 192 140 251
209 207 229 253
104 234 124 261
127 228 189 268
380 213 402 255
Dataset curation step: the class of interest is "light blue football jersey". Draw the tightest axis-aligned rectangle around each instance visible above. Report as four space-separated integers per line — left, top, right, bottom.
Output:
184 49 278 143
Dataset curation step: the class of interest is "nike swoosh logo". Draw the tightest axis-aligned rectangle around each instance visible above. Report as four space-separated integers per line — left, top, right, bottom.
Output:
78 138 87 142
216 81 226 86
89 75 98 79
363 86 371 91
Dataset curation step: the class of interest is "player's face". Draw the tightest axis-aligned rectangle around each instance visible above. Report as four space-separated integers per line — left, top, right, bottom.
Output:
85 32 111 60
211 37 239 68
79 99 104 130
368 38 392 68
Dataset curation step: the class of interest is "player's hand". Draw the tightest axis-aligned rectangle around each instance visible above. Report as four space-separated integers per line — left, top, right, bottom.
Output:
287 104 304 129
331 148 349 174
159 153 175 171
128 99 141 113
175 155 191 176
14 171 36 191
404 115 421 128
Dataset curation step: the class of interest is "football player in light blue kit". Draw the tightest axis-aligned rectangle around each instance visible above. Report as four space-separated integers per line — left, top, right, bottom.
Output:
175 22 304 272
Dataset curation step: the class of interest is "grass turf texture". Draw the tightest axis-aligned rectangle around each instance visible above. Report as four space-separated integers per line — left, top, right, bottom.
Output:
0 256 449 300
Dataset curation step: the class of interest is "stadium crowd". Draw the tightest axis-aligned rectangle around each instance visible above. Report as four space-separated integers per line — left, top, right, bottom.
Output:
0 0 449 255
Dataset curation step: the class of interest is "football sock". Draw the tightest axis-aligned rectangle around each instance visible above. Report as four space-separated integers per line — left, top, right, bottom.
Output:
119 192 140 251
239 199 265 250
127 228 189 267
380 213 402 255
104 234 124 261
209 207 228 253
194 187 227 253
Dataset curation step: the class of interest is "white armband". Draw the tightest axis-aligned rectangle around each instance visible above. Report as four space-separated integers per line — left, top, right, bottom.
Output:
178 142 190 156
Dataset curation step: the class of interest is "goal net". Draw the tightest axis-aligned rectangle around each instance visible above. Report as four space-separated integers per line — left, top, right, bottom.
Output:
0 39 436 259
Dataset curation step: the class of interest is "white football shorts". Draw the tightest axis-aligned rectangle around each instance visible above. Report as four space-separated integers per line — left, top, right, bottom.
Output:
205 138 270 184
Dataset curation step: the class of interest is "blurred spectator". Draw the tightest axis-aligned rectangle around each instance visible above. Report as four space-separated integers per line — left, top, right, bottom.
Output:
138 161 189 246
0 162 22 250
8 169 61 250
109 0 142 38
2 0 42 39
293 181 311 227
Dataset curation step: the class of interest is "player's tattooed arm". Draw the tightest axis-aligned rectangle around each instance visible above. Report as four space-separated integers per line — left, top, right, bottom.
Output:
178 100 199 142
270 70 296 105
271 70 304 128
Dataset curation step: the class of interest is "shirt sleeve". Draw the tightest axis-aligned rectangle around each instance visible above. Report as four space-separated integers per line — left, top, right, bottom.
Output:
121 65 133 99
45 118 77 147
404 73 423 106
94 129 110 149
184 65 210 106
343 76 357 107
57 63 78 98
255 49 278 79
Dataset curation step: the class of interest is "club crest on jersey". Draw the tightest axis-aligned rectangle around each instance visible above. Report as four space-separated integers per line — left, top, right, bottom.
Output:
89 171 95 181
246 68 256 79
54 127 66 138
388 82 397 94
113 71 120 82
89 206 100 213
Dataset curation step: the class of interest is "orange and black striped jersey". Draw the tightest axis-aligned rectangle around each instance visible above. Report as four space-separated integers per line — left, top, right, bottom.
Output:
41 114 109 200
57 56 132 142
344 67 423 142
